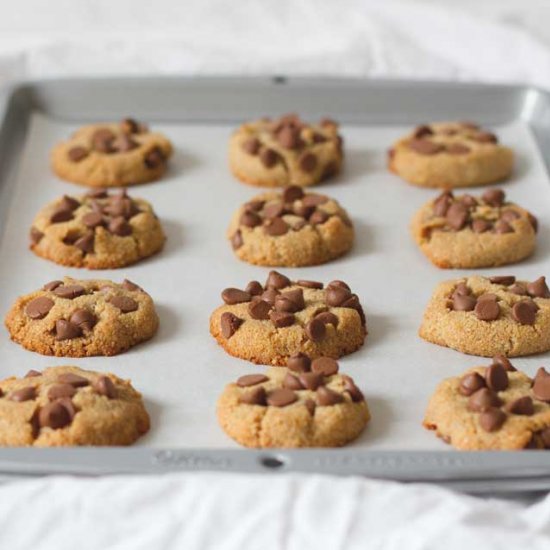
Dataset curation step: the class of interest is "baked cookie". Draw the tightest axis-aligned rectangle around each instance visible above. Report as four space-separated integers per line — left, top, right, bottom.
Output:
419 275 550 357
209 272 367 366
217 355 369 448
0 366 149 446
388 121 514 188
424 357 550 450
51 118 173 187
228 185 353 267
29 189 165 269
411 188 537 268
229 114 343 187
5 277 158 357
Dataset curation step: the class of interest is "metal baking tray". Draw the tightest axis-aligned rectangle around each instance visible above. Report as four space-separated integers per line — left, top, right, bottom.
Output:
1 77 550 493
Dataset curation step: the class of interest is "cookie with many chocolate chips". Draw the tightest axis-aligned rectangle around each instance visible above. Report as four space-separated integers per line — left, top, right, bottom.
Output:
229 114 343 188
217 355 369 447
5 277 158 356
424 358 550 450
228 186 353 266
411 189 537 268
0 366 149 446
419 275 550 357
29 190 165 269
210 272 367 365
51 118 173 187
389 121 514 188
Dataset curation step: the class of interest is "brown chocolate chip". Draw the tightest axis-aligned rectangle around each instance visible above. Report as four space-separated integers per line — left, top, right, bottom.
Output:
471 219 491 233
43 280 63 291
287 352 311 373
459 372 486 396
479 408 506 432
269 311 295 328
279 289 305 311
25 297 54 320
236 374 269 388
433 191 453 217
506 396 534 416
50 207 74 224
69 309 97 331
305 318 326 342
93 376 117 399
74 232 95 254
114 134 138 153
92 129 116 152
512 300 537 325
38 401 73 430
61 194 80 211
468 388 502 412
30 227 44 245
25 370 41 378
144 147 165 169
122 279 141 292
452 294 476 312
231 230 243 250
283 373 303 390
55 320 82 341
54 284 85 300
240 386 267 406
245 281 263 296
240 211 262 228
9 386 36 402
326 286 352 307
108 217 132 236
299 372 323 391
263 202 285 219
283 185 304 203
315 311 339 327
109 296 138 313
527 276 550 298
47 383 76 401
264 217 289 236
340 376 364 403
87 189 108 199
299 153 317 173
446 202 469 230
528 213 539 233
260 148 278 168
82 211 105 228
267 388 297 407
221 288 251 305
277 126 302 150
120 118 141 134
453 282 471 297
302 194 329 207
265 271 291 290
305 399 316 415
492 354 516 372
474 297 500 321
242 137 261 155
460 194 477 207
68 146 89 162
509 283 528 296
245 200 265 213
486 363 509 392
261 289 280 306
316 386 344 406
311 357 339 377
103 197 140 219
446 143 470 155
533 368 550 402
489 276 515 285
57 373 90 388
220 312 243 339
482 188 505 207
473 132 498 144
248 299 272 320
309 210 330 225
408 139 444 155
501 210 520 223
297 280 323 289
413 125 433 139
494 220 513 234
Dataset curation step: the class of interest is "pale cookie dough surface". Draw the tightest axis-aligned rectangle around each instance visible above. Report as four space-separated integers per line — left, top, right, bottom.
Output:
411 188 537 268
5 277 159 357
0 365 150 447
51 118 173 187
389 121 514 188
229 114 343 188
419 275 550 357
228 185 353 267
210 272 367 366
29 190 165 269
424 358 550 450
217 356 369 448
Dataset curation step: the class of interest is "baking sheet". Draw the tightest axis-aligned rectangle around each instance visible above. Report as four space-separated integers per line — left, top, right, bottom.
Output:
0 112 549 452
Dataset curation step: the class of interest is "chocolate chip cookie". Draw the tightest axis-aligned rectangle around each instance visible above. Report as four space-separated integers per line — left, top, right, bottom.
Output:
29 190 165 269
419 275 550 357
229 114 343 187
0 366 149 446
228 186 353 266
389 122 514 188
411 189 537 268
5 278 158 357
51 118 173 187
424 357 550 450
217 355 369 448
209 272 367 365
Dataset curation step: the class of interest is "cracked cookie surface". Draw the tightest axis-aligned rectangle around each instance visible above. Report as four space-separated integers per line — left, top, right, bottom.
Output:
389 121 514 188
419 275 550 357
228 185 353 266
51 118 173 187
29 190 165 269
209 271 367 366
411 188 537 268
217 355 369 448
5 277 159 357
229 114 343 187
424 357 550 450
0 366 150 446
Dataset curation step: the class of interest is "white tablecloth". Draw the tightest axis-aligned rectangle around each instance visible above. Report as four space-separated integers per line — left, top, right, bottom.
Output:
2 1 550 548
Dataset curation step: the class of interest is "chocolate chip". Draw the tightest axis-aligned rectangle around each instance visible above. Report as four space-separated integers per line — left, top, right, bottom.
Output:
240 211 262 228
302 194 329 208
446 202 469 230
509 283 527 296
267 388 297 407
413 125 433 138
265 271 291 290
55 320 82 341
482 188 505 207
474 298 500 321
433 191 453 216
236 374 268 388
313 132 327 144
120 118 141 134
261 289 279 306
468 388 502 412
342 376 365 403
144 147 165 169
74 232 95 253
287 352 311 373
474 132 498 144
479 408 506 432
69 309 97 331
459 372 486 396
305 318 326 342
50 207 74 224
109 296 138 313
533 368 550 402
30 227 44 245
486 363 509 392
220 312 243 338
452 294 476 312
506 396 534 416
279 289 305 311
263 202 285 218
299 372 323 391
264 217 289 236
512 300 537 325
47 383 76 401
87 189 108 199
309 210 330 225
305 399 316 415
528 213 539 233
471 219 491 233
103 197 140 219
260 148 278 168
277 126 302 150
315 311 339 327
53 284 85 299
489 276 515 285
446 143 470 155
114 134 138 152
501 210 520 223
283 185 304 203
222 288 251 305
108 217 132 236
311 357 339 376
240 386 267 405
243 281 262 296
38 401 72 430
231 230 243 250
57 197 80 214
527 276 550 298
316 386 344 406
408 139 444 155
25 297 54 320
68 146 88 162
460 194 477 207
25 370 41 378
269 311 295 327
299 153 317 173
326 286 352 307
43 280 63 291
297 280 323 289
494 220 513 234
492 354 516 371
82 211 104 229
91 376 116 399
453 282 471 297
242 138 260 155
248 299 272 320
9 386 36 402
122 279 141 292
92 129 116 153
283 373 303 390
57 373 90 388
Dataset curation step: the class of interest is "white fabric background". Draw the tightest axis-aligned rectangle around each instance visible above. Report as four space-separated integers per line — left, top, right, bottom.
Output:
1 1 550 548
